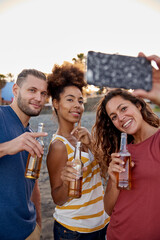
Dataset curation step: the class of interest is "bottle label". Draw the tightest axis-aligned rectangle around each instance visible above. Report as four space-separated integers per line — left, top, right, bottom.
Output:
73 162 82 179
27 155 37 170
117 155 131 190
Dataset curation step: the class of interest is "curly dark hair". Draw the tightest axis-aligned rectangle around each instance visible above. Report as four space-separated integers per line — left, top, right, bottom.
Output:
47 63 87 101
92 88 160 178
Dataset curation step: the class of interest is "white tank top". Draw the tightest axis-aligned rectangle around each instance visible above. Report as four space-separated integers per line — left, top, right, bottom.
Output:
51 134 110 233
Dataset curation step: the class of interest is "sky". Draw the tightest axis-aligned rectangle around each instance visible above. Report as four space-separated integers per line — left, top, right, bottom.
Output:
0 0 160 78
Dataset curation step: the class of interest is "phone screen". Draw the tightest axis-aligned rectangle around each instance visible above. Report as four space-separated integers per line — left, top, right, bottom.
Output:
86 51 152 91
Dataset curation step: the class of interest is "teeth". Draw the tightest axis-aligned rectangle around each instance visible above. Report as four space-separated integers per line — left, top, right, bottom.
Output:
123 120 131 127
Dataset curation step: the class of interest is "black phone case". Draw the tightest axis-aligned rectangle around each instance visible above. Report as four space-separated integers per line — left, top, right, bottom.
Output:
86 51 152 91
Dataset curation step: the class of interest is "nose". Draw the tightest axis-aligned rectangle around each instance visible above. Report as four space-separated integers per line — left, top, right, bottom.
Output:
35 92 42 101
118 113 125 122
74 100 81 108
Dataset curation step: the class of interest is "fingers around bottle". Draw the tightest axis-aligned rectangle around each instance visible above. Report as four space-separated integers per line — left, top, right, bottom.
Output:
62 160 83 182
24 138 43 158
110 155 125 173
65 162 79 174
109 164 125 174
111 153 124 165
111 152 120 158
23 145 35 157
61 166 78 182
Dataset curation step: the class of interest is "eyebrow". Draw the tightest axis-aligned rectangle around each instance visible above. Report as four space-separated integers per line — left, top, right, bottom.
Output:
65 94 83 99
109 103 124 117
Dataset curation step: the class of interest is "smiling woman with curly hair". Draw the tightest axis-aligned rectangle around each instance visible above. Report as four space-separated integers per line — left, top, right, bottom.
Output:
46 62 109 240
92 88 159 179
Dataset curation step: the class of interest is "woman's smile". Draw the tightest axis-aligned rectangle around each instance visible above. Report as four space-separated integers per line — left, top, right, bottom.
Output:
122 119 132 129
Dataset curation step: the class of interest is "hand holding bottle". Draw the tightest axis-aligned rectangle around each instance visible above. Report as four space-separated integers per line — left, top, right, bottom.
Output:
61 162 87 182
60 141 86 198
108 153 135 187
0 131 48 158
67 141 82 198
25 123 46 179
108 152 125 184
61 161 81 182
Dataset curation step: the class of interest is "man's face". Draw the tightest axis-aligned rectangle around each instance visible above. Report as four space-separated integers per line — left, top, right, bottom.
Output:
16 75 48 116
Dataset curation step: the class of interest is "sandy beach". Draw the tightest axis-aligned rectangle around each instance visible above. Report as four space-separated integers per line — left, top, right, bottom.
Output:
29 111 96 240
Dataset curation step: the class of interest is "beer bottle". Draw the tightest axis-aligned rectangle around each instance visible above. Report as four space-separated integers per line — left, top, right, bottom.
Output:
117 132 131 190
25 123 44 179
68 141 83 198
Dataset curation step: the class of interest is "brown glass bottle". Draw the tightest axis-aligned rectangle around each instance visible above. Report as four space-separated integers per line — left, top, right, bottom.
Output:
25 123 44 179
68 141 83 198
117 132 131 190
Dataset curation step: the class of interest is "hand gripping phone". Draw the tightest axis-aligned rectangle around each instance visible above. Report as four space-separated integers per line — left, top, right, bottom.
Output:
86 51 152 91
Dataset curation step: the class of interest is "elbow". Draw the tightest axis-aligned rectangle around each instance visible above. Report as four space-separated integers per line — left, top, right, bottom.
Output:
51 190 66 206
104 205 112 216
53 197 64 206
51 190 59 205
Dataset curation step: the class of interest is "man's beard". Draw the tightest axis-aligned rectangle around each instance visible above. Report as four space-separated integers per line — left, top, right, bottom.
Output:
17 92 42 116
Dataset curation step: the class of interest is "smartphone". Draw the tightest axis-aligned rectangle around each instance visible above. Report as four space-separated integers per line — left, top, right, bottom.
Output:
86 51 152 91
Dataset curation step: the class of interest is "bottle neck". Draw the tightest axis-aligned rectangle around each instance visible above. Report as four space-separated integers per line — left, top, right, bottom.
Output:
37 124 44 133
37 123 44 146
38 136 44 145
74 141 81 160
120 133 128 153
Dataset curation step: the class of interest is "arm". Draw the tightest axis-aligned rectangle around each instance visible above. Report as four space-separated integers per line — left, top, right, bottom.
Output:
31 180 41 228
104 153 124 216
104 177 120 216
47 140 78 206
133 53 160 106
0 132 47 158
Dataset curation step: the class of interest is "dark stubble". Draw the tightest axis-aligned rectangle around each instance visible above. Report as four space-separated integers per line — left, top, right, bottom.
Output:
17 91 42 116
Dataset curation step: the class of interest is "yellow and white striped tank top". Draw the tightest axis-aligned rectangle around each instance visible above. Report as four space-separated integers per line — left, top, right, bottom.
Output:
51 134 110 233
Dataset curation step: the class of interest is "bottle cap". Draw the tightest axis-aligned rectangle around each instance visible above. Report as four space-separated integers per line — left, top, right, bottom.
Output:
76 141 81 148
38 123 44 127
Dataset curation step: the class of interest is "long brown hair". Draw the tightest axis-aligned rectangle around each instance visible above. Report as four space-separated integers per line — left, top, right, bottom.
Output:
92 88 160 178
